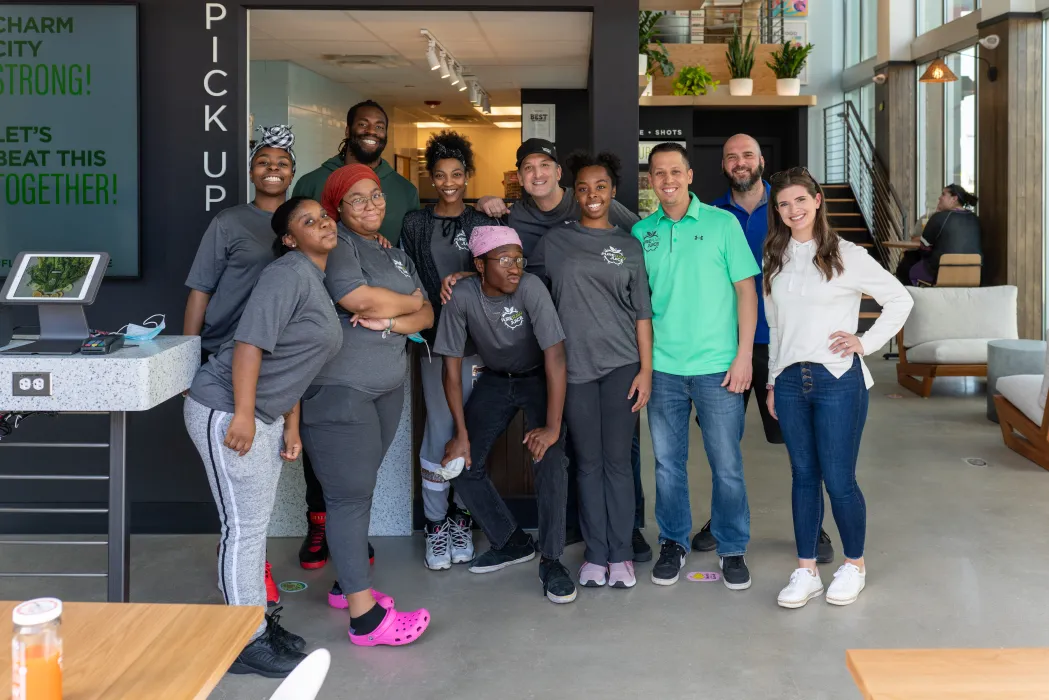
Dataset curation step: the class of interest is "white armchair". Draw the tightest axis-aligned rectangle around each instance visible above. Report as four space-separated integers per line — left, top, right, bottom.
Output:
994 338 1049 471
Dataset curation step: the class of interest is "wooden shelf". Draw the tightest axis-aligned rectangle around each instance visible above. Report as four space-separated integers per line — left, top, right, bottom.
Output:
639 94 818 108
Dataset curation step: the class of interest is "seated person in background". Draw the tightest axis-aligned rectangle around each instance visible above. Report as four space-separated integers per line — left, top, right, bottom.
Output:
902 184 981 286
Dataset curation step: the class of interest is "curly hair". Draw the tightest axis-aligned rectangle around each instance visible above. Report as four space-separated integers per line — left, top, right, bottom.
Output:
565 150 621 188
425 130 475 175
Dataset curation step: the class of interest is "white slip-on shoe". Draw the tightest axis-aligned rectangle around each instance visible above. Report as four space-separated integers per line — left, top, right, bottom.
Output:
777 568 825 609
826 563 866 606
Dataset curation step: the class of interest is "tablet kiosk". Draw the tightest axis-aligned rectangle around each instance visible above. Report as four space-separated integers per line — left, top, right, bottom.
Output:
0 252 109 355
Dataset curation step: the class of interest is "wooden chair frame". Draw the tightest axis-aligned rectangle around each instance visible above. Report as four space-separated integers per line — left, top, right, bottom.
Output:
994 391 1049 471
896 328 987 398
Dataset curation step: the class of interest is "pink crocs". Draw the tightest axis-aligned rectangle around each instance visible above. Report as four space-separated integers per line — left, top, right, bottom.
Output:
349 606 431 647
328 583 395 611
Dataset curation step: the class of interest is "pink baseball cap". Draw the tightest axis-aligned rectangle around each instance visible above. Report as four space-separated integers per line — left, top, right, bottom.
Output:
468 226 522 257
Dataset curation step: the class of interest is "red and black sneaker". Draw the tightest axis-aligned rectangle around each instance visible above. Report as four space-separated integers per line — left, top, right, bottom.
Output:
264 561 280 608
298 511 329 570
369 541 375 565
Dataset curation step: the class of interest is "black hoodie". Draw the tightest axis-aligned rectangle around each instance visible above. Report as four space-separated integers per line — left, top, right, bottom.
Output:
508 187 640 257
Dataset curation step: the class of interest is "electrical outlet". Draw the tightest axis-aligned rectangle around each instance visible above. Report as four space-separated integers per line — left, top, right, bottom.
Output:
12 372 51 397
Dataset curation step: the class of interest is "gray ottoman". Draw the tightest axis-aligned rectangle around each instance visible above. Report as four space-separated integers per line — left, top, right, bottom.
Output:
987 339 1047 422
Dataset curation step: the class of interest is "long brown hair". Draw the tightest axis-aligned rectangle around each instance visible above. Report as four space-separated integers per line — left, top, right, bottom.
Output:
763 168 843 296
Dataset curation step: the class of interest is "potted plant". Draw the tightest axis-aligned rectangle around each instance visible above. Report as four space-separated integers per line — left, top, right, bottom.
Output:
639 10 675 95
766 39 814 96
725 25 755 96
672 65 719 96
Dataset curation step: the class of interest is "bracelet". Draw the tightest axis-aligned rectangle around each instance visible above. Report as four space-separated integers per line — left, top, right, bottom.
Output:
382 318 394 339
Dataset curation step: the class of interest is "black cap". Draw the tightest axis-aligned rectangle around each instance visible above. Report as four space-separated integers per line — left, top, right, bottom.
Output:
515 138 558 168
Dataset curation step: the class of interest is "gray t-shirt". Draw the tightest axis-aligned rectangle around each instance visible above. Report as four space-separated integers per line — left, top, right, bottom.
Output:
430 215 473 280
313 226 425 395
189 252 343 423
508 188 641 258
530 222 652 384
434 273 565 374
185 203 276 354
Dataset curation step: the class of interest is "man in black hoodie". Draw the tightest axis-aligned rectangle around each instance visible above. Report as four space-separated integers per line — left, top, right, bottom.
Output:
469 139 651 562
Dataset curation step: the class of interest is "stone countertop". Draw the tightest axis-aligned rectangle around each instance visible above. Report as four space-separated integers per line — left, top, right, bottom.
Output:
0 335 200 412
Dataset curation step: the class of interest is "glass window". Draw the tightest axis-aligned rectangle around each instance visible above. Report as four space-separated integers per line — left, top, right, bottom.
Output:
844 83 876 147
919 0 979 36
916 61 945 219
845 0 878 67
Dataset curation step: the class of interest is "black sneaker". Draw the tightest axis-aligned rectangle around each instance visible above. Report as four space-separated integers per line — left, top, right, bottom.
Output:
539 558 577 604
469 534 536 574
719 555 752 591
651 540 687 586
632 528 653 562
816 528 835 564
266 606 306 653
228 622 306 678
691 519 717 552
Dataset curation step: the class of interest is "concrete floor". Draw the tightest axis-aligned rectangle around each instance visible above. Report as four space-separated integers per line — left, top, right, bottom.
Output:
4 356 1049 699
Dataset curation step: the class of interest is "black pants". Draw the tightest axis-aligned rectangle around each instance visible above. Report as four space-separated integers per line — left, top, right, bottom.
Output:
300 385 403 594
896 249 923 287
697 343 782 444
564 364 639 564
451 371 568 560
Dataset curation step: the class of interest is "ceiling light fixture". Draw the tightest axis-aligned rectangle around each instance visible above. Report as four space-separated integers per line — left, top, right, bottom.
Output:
458 71 470 92
425 39 440 71
437 50 451 79
468 80 481 105
449 62 461 86
482 93 491 115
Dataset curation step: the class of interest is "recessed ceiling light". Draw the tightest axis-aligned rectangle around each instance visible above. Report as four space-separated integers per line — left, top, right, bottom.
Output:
487 106 521 116
415 121 447 128
494 121 522 129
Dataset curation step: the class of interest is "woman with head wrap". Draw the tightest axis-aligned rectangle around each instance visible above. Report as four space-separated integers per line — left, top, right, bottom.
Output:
399 131 497 571
183 124 297 608
184 196 342 678
300 164 434 647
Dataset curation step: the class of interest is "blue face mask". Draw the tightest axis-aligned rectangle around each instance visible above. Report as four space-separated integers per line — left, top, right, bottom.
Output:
119 314 166 341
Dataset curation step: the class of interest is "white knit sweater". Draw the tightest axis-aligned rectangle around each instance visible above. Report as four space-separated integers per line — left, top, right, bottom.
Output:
765 238 914 389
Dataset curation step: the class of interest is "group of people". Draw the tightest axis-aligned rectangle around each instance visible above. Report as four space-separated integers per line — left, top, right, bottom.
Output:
181 99 915 679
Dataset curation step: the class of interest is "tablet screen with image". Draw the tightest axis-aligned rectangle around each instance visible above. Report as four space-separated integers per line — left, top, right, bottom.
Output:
5 254 103 302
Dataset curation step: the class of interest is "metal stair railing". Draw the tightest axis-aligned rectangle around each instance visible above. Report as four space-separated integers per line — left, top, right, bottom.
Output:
823 100 910 273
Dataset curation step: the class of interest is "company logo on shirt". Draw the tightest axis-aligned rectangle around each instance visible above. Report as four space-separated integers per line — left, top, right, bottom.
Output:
642 230 660 252
393 260 411 278
601 246 625 266
501 306 524 330
453 230 469 251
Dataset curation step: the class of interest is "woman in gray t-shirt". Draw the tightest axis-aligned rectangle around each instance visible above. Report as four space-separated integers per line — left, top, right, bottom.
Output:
184 197 342 678
303 164 434 647
530 152 654 590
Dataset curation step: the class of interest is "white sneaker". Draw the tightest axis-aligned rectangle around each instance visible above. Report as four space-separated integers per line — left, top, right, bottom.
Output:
424 520 451 571
826 563 866 606
448 512 475 564
777 568 824 609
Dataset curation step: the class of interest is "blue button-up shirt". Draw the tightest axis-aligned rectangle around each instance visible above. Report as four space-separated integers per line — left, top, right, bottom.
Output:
711 181 771 344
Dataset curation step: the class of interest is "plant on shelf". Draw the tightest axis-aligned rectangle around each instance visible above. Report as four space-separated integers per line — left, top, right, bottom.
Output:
766 39 815 96
639 10 675 78
725 24 756 96
672 65 719 96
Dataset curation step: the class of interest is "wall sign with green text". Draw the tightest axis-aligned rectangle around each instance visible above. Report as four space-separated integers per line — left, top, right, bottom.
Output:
0 5 139 277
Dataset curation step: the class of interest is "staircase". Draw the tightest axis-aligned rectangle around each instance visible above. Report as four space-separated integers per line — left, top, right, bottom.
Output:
823 101 911 332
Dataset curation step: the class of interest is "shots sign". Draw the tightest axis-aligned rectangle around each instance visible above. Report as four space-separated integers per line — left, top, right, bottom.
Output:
0 5 140 277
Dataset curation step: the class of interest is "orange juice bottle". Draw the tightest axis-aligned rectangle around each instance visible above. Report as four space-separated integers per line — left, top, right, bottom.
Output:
11 598 63 700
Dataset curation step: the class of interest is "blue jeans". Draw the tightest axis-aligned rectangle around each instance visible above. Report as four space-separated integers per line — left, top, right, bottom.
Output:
774 359 868 561
648 370 749 556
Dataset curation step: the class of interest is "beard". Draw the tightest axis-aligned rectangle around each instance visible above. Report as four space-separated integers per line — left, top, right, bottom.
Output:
346 133 387 163
724 163 764 193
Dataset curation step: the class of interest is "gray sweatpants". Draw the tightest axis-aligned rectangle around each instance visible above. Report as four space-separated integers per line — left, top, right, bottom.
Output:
300 384 404 594
184 396 284 640
419 353 483 522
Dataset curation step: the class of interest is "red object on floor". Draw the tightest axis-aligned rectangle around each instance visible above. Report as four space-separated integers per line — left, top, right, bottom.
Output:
265 561 280 607
299 511 329 570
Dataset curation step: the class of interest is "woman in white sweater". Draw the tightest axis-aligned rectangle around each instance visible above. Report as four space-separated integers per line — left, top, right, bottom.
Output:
763 168 912 609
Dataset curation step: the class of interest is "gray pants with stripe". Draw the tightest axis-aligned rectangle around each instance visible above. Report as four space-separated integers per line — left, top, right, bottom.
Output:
184 396 284 640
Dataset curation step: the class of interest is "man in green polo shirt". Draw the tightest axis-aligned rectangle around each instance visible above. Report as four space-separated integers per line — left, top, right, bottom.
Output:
293 99 419 246
632 142 759 591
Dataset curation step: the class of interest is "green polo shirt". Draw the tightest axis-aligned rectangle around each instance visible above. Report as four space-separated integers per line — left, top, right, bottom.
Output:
632 193 759 376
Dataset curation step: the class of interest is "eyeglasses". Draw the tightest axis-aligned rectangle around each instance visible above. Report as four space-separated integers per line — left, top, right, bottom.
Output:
484 255 527 269
342 192 387 213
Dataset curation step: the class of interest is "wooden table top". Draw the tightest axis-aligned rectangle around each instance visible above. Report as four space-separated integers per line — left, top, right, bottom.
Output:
1 601 263 700
847 648 1049 699
883 240 920 250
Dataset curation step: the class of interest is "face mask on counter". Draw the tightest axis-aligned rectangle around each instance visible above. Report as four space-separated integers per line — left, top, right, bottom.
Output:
118 314 166 341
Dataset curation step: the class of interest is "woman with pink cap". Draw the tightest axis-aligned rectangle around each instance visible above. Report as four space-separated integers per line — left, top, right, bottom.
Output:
299 164 434 646
434 225 578 605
